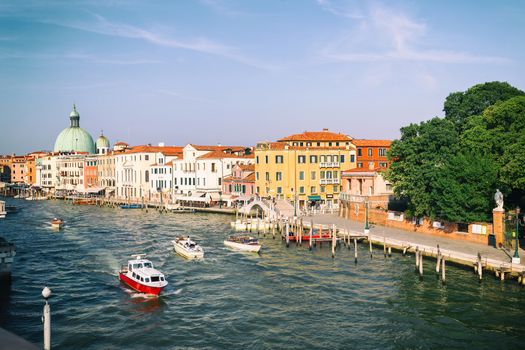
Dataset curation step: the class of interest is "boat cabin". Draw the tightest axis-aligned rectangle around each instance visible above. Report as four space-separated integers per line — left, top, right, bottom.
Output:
124 258 166 284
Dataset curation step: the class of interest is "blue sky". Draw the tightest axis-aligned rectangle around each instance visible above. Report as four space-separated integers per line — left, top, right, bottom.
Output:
1 0 524 154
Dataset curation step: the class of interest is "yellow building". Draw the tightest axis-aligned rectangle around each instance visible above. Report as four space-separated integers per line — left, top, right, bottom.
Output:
255 129 356 209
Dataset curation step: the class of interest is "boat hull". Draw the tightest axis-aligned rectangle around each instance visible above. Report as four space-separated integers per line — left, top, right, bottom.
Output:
119 272 163 295
174 244 204 259
223 240 261 253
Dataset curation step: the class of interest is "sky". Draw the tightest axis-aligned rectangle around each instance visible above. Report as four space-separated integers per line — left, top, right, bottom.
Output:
1 0 524 154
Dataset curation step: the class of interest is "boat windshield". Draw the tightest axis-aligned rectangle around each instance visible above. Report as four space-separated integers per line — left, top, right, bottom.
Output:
151 276 160 282
143 262 152 268
133 263 143 269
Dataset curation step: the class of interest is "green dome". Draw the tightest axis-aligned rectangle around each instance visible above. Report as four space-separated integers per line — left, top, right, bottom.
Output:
54 105 95 154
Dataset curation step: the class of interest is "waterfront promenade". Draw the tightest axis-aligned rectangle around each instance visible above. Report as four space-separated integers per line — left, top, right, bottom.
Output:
310 213 525 270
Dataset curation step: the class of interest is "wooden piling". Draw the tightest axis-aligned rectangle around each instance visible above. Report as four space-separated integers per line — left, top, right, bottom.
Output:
369 237 373 258
383 238 387 258
354 238 358 264
477 253 483 281
272 220 276 239
285 221 290 248
388 246 392 257
331 225 336 258
441 257 446 283
415 247 419 270
419 250 423 277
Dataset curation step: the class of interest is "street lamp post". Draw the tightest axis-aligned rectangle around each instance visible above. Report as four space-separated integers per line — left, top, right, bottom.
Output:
364 197 370 235
219 191 222 209
513 206 521 264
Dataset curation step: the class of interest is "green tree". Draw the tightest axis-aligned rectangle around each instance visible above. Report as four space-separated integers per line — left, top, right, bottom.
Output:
444 81 524 131
386 117 459 219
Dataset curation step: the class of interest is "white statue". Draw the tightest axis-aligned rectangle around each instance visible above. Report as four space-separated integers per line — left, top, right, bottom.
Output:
494 189 504 210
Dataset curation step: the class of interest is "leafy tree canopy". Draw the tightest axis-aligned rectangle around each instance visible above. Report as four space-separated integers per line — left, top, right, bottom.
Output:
443 81 524 131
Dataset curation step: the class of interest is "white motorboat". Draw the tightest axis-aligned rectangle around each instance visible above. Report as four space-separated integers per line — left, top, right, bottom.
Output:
172 236 204 259
51 218 64 230
224 235 261 253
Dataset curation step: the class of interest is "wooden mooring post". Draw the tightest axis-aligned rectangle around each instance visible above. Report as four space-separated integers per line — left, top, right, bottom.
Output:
369 236 373 258
331 224 336 258
272 219 276 239
475 252 483 281
285 221 290 248
415 247 420 271
354 238 358 264
441 256 446 283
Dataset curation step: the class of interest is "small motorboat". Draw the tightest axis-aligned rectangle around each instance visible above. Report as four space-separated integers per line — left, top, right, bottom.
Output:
119 254 168 295
172 236 204 259
120 204 142 209
224 235 261 253
51 218 64 230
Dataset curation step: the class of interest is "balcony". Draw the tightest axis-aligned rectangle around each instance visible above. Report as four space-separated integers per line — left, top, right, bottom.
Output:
320 178 339 185
320 162 340 168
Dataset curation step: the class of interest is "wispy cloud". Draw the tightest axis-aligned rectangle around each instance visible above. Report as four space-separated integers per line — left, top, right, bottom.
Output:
319 2 510 64
316 0 363 19
0 50 159 65
47 13 278 70
157 89 213 103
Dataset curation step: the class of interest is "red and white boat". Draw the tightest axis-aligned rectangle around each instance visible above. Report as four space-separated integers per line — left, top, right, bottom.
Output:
119 254 168 295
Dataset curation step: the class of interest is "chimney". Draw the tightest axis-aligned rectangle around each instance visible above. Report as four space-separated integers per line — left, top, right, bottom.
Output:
323 128 329 132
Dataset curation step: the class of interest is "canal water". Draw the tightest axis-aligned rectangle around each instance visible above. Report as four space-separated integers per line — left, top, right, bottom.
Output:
1 198 525 349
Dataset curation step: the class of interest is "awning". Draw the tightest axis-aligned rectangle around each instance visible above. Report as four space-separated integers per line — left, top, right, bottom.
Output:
308 195 321 201
176 195 207 202
208 192 221 201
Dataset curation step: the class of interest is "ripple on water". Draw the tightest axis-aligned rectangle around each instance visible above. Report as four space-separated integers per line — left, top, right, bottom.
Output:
2 199 525 349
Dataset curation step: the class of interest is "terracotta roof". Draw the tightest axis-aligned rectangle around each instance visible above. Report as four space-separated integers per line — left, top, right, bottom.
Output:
189 144 248 152
244 173 256 182
197 150 252 160
278 130 352 142
352 139 392 147
239 164 255 171
262 142 353 151
125 145 183 155
114 141 129 146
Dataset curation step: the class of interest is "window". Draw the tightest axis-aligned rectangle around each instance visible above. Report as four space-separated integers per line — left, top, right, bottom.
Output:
265 172 270 181
320 186 325 193
333 185 338 192
218 178 222 186
298 155 306 163
277 187 282 194
275 155 283 163
310 186 316 193
368 148 373 156
310 155 318 163
151 276 160 282
357 163 363 168
350 154 355 162
333 170 338 178
276 172 282 181
379 148 387 156
299 171 304 180
340 155 345 163
310 171 316 180
256 172 259 180
357 148 362 156
265 155 269 164
320 170 325 179
299 186 304 194
256 156 259 164
379 162 388 168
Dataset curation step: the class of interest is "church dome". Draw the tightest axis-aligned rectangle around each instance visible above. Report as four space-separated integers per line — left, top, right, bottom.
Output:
54 105 95 154
96 134 110 149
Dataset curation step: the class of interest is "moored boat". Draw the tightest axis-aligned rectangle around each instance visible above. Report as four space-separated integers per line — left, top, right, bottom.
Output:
0 201 6 219
119 254 168 295
224 235 261 253
51 218 64 230
120 204 142 209
172 236 204 259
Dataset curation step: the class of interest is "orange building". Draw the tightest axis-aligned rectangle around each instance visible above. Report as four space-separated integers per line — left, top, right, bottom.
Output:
353 140 391 170
84 157 98 189
10 156 28 184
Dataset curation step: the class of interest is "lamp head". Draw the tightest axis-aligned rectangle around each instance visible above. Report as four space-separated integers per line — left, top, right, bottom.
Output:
42 286 51 300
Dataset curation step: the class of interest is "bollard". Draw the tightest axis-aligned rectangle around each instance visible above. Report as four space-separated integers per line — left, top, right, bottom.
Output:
383 238 387 258
436 253 441 275
388 246 392 257
369 238 373 258
42 286 52 350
